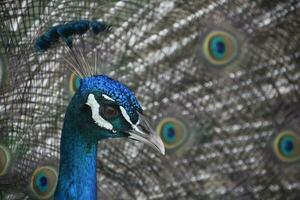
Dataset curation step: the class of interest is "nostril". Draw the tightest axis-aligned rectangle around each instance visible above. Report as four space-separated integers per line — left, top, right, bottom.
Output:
137 123 151 135
140 125 148 134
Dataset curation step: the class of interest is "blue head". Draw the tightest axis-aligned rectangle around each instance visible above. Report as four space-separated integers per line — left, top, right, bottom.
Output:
34 21 164 154
65 75 165 154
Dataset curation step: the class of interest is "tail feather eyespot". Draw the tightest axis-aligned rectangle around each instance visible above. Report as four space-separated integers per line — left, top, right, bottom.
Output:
0 144 11 176
30 166 58 199
69 72 81 95
156 118 190 153
202 31 238 66
273 131 300 162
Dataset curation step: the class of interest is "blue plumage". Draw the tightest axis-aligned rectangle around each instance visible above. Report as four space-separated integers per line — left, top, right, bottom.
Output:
79 75 143 123
56 24 74 38
35 27 60 52
90 21 111 34
34 20 164 200
54 74 164 200
34 20 110 52
55 123 97 200
35 36 51 52
43 27 60 43
73 20 90 35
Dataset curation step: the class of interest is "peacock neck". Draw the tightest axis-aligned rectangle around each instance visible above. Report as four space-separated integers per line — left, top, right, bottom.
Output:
54 113 98 200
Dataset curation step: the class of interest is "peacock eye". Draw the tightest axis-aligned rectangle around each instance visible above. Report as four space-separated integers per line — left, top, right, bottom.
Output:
101 105 119 119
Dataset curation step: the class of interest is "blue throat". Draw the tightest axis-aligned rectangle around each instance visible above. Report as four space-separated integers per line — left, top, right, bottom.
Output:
54 113 98 200
53 75 146 200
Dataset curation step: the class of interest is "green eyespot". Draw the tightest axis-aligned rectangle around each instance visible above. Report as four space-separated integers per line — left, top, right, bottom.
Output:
157 118 189 151
203 31 238 66
0 144 11 176
69 73 81 95
30 166 58 199
273 131 300 162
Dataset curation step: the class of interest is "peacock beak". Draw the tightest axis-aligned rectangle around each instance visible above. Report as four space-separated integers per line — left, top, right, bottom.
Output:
127 113 165 155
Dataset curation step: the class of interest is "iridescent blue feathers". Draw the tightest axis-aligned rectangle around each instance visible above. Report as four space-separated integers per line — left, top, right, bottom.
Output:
90 21 109 34
35 20 111 52
79 75 143 124
73 20 90 35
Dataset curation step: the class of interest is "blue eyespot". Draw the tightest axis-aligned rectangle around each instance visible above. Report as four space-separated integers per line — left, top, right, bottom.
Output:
157 118 189 151
203 31 238 66
209 36 226 60
30 166 58 199
273 131 300 162
279 135 295 156
34 172 49 192
162 123 177 144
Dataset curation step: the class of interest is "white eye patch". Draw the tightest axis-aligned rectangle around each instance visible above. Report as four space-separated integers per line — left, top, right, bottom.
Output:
86 94 113 130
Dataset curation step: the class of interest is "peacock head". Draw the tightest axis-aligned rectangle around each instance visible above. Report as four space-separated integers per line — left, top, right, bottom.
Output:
66 75 165 155
35 21 164 154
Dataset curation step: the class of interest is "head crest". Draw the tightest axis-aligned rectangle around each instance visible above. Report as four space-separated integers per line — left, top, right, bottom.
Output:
35 20 112 78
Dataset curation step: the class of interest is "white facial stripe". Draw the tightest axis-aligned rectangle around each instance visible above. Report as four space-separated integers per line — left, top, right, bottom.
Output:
120 106 133 125
86 94 113 130
102 94 115 102
136 117 140 125
120 106 142 133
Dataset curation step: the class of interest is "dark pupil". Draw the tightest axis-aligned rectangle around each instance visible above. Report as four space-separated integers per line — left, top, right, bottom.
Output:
285 140 294 152
40 176 48 186
104 106 117 118
216 41 225 53
167 127 176 138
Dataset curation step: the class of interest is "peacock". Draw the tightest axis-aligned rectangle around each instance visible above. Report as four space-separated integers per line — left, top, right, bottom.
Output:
1 0 300 199
34 20 165 200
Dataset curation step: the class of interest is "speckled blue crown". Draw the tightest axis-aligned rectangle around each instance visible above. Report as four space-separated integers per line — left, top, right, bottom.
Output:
79 75 143 123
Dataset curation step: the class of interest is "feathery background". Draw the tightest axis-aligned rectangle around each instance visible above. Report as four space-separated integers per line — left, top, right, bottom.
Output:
0 0 300 199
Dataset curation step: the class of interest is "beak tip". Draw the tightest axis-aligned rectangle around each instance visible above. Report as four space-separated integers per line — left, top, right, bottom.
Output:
159 142 165 156
127 113 166 156
156 135 165 155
